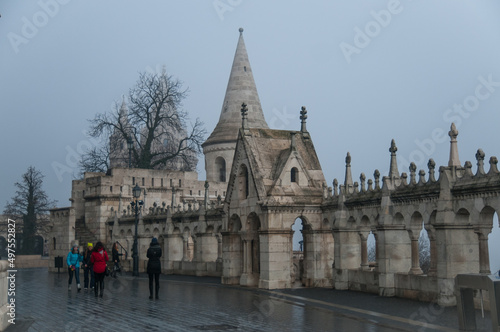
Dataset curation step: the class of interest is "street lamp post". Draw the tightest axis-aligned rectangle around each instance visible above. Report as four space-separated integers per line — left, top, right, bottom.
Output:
127 137 133 168
131 184 143 276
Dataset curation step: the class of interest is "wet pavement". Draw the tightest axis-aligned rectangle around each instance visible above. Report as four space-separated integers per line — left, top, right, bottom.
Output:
4 268 492 331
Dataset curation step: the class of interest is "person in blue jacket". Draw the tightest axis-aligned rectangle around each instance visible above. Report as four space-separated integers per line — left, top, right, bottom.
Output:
67 244 83 292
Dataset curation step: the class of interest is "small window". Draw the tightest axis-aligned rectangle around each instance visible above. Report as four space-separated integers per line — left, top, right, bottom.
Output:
190 190 192 196
161 178 164 187
170 179 173 187
120 186 123 192
291 167 298 183
142 178 145 186
198 190 201 196
244 66 247 72
179 179 182 187
132 177 135 185
152 178 154 187
110 186 113 193
53 237 56 250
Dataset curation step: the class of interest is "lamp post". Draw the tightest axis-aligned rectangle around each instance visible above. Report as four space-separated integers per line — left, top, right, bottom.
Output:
131 184 143 276
127 137 133 168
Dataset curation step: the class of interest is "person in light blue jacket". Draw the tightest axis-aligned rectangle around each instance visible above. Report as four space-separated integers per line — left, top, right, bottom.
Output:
67 244 83 292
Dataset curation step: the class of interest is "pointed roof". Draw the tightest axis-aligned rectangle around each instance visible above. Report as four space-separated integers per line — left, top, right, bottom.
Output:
226 128 325 205
203 28 268 147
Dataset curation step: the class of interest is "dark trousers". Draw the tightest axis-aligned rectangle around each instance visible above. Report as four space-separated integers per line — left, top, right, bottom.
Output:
148 273 160 297
68 268 80 285
94 272 105 296
84 267 95 288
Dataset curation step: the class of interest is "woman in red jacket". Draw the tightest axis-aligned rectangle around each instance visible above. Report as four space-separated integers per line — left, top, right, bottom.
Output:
90 241 108 298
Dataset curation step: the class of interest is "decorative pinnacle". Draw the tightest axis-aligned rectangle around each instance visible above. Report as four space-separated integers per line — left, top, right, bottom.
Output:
241 102 248 129
448 123 459 140
345 152 351 166
389 139 397 155
300 106 308 133
239 27 244 35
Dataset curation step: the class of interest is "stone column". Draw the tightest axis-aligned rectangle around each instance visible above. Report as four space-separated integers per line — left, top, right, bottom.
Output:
332 229 361 290
425 225 437 276
216 234 223 263
408 230 423 275
221 231 243 285
182 236 190 261
164 234 183 274
475 227 491 274
359 232 369 271
258 229 293 289
301 229 334 287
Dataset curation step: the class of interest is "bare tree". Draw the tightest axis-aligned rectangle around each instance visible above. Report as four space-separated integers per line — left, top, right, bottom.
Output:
4 166 57 254
81 70 206 173
78 144 110 174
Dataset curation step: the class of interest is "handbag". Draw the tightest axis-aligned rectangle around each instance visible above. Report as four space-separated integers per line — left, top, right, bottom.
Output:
105 266 110 276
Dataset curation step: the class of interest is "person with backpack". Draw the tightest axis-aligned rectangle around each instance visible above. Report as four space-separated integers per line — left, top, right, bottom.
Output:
147 237 162 299
82 243 95 291
90 241 108 298
66 244 83 292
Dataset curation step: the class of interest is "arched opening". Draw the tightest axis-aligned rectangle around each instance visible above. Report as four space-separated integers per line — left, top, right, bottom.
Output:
291 167 298 183
367 232 376 265
488 212 500 274
238 164 249 199
359 216 371 270
215 157 226 182
291 217 306 284
419 225 431 274
240 213 261 287
33 235 44 255
409 212 424 274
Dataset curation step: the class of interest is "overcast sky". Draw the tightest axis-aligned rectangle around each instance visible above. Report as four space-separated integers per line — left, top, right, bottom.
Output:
2 1 500 268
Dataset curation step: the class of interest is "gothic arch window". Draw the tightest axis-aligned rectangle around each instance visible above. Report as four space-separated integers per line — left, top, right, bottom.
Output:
215 157 226 182
291 167 298 183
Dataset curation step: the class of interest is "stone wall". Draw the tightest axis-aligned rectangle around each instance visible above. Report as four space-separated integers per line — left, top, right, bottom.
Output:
0 261 10 331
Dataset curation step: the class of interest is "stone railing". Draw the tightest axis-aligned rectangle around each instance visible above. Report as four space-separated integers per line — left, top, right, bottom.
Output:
0 260 12 331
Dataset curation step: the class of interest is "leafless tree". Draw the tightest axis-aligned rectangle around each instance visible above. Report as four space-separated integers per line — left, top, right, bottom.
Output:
81 70 206 173
4 166 57 254
78 144 110 174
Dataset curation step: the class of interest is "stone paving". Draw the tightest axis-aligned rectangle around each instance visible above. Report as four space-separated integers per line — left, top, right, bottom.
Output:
4 269 492 332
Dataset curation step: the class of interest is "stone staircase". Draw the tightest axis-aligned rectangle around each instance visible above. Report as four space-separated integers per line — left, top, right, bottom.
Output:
75 217 98 248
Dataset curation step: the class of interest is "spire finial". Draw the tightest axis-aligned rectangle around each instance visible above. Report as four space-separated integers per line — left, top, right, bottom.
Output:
300 106 308 133
241 102 248 129
344 152 353 188
239 27 244 35
388 139 399 178
448 123 461 167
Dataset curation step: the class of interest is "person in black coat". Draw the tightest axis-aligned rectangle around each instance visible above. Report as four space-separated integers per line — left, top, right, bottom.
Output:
147 237 162 299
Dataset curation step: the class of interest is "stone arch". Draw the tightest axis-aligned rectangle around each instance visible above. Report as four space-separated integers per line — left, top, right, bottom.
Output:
183 226 194 262
153 227 160 238
424 210 438 275
127 229 133 237
215 156 226 182
478 206 497 274
229 214 242 232
489 211 500 274
394 212 405 225
206 225 215 234
120 229 125 237
359 215 371 270
456 208 470 224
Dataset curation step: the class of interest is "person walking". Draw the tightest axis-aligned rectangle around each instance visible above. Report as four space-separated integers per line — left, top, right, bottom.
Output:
147 237 162 299
82 243 95 291
91 242 108 298
66 244 83 292
111 242 121 278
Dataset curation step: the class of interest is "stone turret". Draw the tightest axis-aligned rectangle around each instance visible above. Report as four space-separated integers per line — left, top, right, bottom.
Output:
203 28 269 183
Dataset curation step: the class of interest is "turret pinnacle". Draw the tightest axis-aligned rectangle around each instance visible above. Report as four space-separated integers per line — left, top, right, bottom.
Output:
203 28 268 147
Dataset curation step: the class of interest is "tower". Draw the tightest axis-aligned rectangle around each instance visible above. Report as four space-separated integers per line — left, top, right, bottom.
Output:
203 28 269 183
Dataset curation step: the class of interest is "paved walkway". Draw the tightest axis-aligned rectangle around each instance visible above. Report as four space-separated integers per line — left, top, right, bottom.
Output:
4 269 491 331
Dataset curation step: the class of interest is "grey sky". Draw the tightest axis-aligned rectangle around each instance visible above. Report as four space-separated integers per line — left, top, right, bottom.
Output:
2 1 500 266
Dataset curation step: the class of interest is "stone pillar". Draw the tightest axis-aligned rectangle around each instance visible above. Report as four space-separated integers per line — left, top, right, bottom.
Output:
258 230 293 289
376 225 411 297
182 236 190 261
240 233 259 287
163 234 183 274
216 234 223 263
332 229 361 290
408 230 423 275
221 232 243 285
302 229 334 287
475 227 491 274
359 232 369 271
425 225 437 276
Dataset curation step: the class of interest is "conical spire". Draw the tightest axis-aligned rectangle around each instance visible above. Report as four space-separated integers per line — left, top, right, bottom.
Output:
344 152 353 187
204 28 268 146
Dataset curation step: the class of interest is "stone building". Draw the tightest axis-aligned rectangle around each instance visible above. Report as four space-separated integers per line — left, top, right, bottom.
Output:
49 28 500 306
